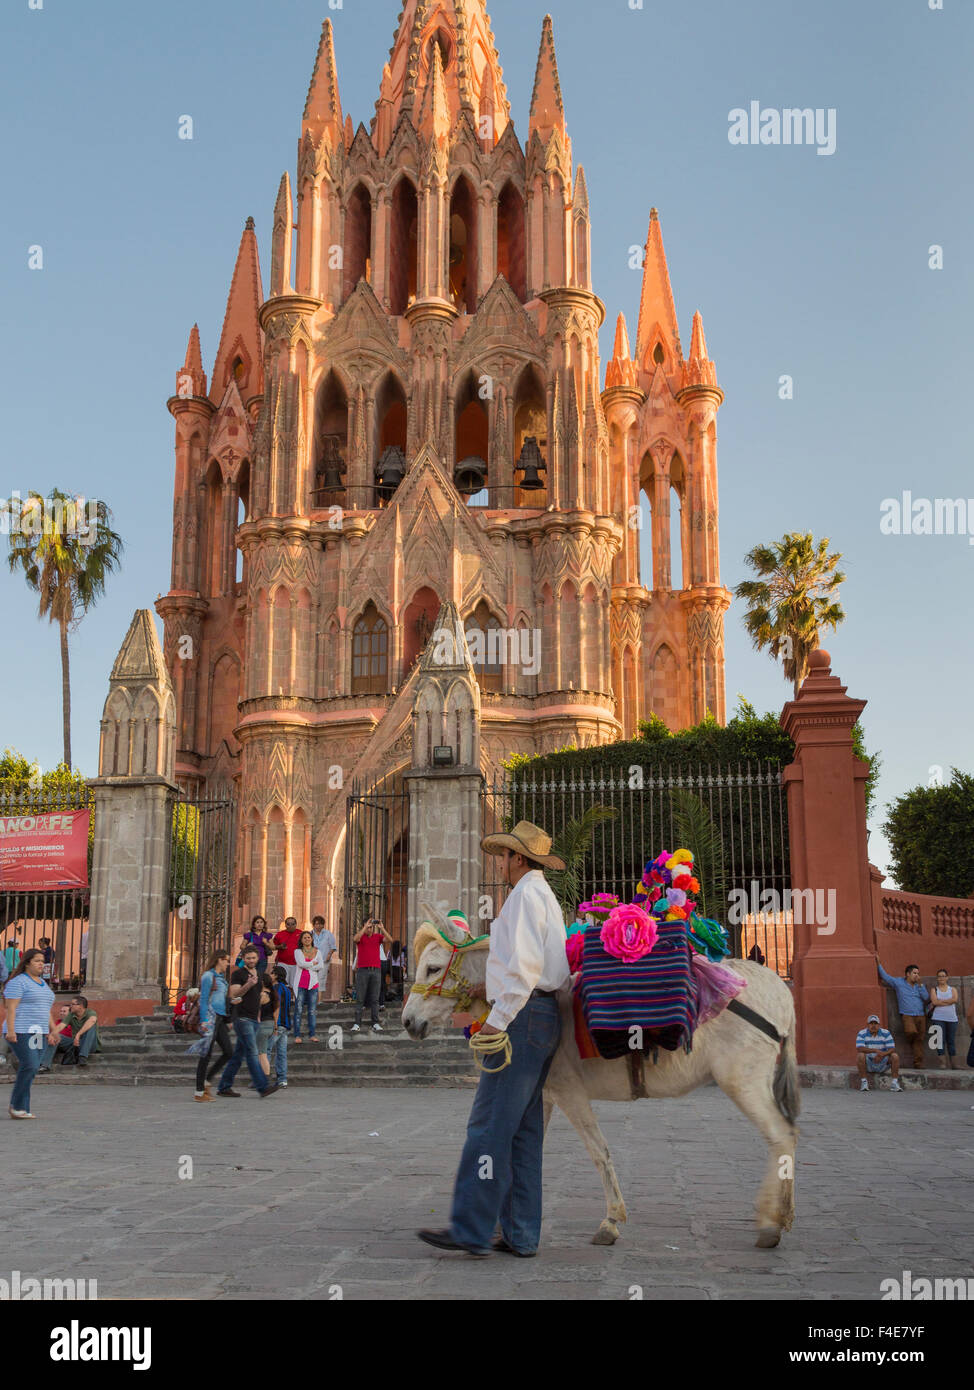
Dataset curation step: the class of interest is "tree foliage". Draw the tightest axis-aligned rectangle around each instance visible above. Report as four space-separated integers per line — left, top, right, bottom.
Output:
734 531 845 697
882 770 974 897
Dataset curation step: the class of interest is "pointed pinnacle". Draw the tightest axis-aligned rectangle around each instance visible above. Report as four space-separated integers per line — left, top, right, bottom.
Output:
529 13 566 143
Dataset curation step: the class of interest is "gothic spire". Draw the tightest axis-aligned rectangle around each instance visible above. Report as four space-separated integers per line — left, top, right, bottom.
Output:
270 172 293 297
373 1 509 155
418 31 451 144
178 323 207 397
683 310 719 389
635 208 682 372
529 14 566 145
210 217 264 406
605 312 637 390
303 19 343 143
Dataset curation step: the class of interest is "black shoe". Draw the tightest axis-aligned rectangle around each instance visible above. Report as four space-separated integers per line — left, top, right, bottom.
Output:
492 1236 536 1258
77 1058 88 1068
217 1089 241 1099
38 1065 51 1074
260 1084 279 1098
417 1228 489 1258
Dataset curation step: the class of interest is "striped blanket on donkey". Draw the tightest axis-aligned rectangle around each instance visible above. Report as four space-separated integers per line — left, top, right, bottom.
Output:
577 919 698 1059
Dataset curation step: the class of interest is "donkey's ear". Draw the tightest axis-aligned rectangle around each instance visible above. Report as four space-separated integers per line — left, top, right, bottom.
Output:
419 900 463 942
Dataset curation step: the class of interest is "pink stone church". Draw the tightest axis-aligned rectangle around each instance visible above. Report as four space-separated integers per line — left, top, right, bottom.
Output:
156 2 731 931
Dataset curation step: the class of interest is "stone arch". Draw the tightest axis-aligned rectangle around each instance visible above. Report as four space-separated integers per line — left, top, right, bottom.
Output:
375 371 408 499
313 369 349 507
497 180 527 302
453 369 489 501
560 578 580 689
351 600 389 695
207 648 241 756
270 586 291 695
402 586 441 675
449 173 479 314
513 363 548 507
648 642 680 731
465 597 503 692
343 182 373 301
389 173 419 315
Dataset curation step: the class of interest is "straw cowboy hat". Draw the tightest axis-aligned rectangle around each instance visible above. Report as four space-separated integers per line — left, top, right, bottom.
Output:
481 820 565 871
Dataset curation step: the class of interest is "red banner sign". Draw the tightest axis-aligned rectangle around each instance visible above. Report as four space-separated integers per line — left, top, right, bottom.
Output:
0 810 90 892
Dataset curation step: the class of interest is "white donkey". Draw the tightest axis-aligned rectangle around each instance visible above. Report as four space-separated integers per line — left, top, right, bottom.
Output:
402 913 800 1249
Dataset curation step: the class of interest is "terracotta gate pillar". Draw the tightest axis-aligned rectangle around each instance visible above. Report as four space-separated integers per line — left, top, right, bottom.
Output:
781 650 883 1063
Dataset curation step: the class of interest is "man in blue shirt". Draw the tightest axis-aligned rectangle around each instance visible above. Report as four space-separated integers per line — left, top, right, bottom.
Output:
856 1014 901 1092
877 960 929 1069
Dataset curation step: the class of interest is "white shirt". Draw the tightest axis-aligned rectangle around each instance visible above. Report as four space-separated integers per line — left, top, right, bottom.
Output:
485 871 570 1031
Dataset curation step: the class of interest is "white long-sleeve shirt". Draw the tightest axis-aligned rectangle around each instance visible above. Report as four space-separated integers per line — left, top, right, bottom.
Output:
485 870 570 1031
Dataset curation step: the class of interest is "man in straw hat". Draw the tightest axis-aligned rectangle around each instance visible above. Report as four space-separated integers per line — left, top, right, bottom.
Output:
418 822 569 1258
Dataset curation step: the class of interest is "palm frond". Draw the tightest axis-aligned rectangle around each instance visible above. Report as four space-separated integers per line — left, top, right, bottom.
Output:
547 804 618 917
670 788 729 927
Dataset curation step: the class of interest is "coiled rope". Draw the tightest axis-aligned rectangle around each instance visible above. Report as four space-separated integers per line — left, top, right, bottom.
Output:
468 1028 512 1073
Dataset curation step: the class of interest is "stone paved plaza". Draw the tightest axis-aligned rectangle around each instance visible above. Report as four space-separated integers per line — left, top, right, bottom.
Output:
4 1083 972 1301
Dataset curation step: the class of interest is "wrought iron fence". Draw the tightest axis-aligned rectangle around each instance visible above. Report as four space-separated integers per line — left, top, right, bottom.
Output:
0 784 94 993
342 779 409 996
481 762 793 977
164 786 237 1002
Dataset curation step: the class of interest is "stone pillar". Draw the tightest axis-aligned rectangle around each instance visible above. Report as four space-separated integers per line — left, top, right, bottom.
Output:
404 601 483 962
87 610 179 1016
781 649 884 1063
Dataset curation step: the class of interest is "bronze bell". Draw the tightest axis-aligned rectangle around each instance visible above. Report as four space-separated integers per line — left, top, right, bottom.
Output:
375 445 407 496
316 435 346 496
516 436 546 490
454 455 487 496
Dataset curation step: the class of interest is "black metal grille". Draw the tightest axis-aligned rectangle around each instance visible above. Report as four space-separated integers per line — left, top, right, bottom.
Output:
342 780 409 996
480 762 793 977
164 787 237 1001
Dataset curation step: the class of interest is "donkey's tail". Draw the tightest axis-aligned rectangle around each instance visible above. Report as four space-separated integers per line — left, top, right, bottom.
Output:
772 1025 801 1127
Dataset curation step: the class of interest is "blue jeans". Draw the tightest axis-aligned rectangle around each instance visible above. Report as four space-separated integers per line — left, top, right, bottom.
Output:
449 994 561 1255
9 1033 44 1112
935 1020 958 1057
269 1028 288 1083
294 987 318 1039
218 1017 269 1094
41 1030 96 1066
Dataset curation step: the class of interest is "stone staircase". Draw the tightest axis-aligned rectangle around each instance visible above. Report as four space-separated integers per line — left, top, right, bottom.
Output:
28 1005 478 1089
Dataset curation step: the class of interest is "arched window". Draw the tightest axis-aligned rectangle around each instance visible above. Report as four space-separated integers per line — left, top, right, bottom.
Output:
389 177 419 315
449 176 478 314
314 371 349 506
351 603 389 695
453 373 489 503
497 182 527 302
466 600 503 692
374 373 408 506
513 365 547 507
344 184 373 302
402 587 440 672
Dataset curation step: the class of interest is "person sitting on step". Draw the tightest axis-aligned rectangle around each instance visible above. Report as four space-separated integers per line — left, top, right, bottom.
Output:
856 1014 901 1092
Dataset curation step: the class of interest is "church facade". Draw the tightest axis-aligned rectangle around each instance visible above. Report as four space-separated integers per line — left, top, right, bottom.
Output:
156 1 731 931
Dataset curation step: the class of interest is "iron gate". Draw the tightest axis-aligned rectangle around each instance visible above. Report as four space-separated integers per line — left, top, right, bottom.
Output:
481 761 793 977
342 779 409 995
164 786 237 1001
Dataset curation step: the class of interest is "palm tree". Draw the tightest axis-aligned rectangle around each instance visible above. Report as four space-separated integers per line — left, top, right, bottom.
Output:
4 490 123 766
734 531 845 697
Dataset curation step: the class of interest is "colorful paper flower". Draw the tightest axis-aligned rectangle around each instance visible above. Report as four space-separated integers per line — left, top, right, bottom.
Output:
566 932 586 972
600 902 658 963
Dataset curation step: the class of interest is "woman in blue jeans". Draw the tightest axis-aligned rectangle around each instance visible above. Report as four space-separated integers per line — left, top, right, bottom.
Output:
3 948 58 1119
292 931 322 1043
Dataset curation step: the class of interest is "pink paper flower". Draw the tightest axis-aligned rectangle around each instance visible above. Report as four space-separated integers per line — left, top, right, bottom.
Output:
600 902 658 963
566 932 585 972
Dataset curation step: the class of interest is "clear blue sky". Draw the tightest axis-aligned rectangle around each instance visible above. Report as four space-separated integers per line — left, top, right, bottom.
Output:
1 0 971 884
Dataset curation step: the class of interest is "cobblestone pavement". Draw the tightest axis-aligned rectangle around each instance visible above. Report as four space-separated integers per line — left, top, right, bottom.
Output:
5 1083 972 1301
